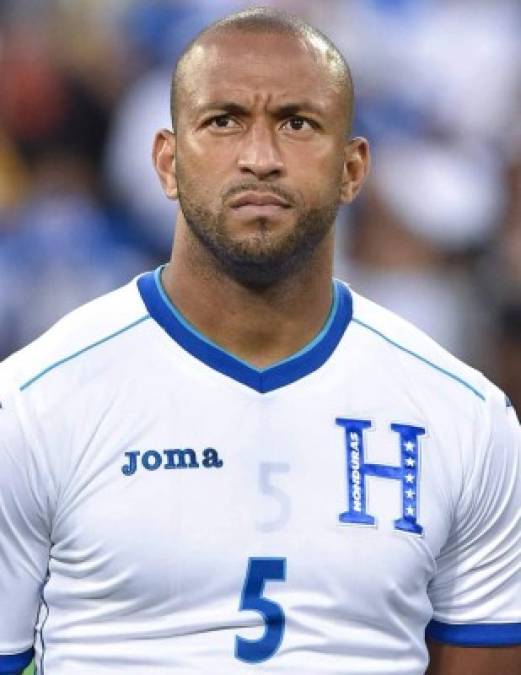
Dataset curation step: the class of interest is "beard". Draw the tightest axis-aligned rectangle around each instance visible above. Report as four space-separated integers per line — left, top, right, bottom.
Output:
177 178 340 288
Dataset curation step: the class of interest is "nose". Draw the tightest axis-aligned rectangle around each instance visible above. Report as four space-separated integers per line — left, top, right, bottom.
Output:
237 122 285 180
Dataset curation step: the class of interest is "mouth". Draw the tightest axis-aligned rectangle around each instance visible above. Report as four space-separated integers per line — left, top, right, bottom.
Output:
228 191 292 219
228 192 292 209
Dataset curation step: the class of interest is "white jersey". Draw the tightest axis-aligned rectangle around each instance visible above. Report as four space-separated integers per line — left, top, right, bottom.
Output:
0 267 520 675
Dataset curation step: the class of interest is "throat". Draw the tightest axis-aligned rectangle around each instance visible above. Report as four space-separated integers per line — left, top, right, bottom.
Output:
159 264 336 370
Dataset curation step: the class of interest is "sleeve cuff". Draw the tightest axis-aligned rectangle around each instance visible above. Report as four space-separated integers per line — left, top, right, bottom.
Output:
426 619 521 646
0 648 34 673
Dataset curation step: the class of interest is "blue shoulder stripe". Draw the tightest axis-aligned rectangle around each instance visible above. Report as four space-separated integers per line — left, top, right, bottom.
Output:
20 315 150 392
0 648 34 672
352 318 485 401
426 619 521 646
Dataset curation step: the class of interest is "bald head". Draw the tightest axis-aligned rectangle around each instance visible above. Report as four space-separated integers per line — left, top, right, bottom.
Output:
171 7 354 136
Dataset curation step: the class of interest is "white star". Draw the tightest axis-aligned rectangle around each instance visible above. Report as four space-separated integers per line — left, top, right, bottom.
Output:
405 489 415 500
405 457 416 467
405 473 415 484
406 506 415 516
404 441 415 453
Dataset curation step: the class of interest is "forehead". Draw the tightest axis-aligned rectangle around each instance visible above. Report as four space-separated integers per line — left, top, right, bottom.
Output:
179 30 345 113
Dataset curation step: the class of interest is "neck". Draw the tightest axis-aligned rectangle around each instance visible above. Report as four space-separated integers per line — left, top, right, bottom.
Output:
161 218 335 368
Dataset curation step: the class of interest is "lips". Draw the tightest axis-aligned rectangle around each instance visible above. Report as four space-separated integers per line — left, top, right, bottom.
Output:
229 192 291 208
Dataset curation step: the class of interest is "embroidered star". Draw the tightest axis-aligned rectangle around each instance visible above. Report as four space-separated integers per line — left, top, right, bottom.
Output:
404 441 415 453
405 457 416 467
406 506 415 516
405 489 415 499
405 473 415 484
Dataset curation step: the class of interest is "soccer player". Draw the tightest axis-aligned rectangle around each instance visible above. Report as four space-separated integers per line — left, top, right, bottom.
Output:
1 8 520 675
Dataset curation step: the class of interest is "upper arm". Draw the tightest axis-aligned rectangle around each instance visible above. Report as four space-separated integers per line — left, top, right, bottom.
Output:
0 386 50 671
426 388 521 650
426 640 521 675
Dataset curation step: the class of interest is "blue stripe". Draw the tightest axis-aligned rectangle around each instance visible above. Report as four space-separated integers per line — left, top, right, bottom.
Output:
137 269 352 394
352 318 485 401
0 648 34 672
20 315 150 391
152 267 340 368
426 619 521 646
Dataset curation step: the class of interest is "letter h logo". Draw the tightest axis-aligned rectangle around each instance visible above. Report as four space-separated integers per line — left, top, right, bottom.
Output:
336 418 426 535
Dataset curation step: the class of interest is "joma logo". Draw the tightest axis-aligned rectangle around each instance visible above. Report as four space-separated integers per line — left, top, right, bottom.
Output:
121 448 223 476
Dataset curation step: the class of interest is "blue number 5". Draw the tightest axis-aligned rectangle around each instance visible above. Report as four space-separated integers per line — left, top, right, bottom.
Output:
235 557 286 663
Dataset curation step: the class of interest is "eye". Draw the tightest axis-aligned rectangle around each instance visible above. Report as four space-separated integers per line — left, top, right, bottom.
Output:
282 116 315 132
208 114 239 129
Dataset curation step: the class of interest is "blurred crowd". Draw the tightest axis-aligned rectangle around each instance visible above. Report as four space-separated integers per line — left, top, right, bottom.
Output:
0 0 520 408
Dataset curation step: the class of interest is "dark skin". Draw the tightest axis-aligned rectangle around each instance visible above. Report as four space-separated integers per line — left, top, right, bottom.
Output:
426 641 520 675
153 29 520 674
154 30 367 367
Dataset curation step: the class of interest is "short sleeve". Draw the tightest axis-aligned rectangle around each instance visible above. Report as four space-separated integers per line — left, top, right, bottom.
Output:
0 385 51 669
426 385 521 646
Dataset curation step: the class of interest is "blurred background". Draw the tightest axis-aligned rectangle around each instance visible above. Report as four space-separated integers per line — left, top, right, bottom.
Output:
0 0 520 409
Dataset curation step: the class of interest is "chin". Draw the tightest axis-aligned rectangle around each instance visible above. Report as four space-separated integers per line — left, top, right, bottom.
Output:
225 214 296 243
214 235 314 289
227 230 292 258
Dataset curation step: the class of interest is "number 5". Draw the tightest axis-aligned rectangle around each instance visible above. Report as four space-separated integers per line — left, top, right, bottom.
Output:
235 557 286 663
257 462 290 531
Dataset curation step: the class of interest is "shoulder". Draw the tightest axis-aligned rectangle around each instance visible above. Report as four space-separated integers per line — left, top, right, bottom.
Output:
347 286 493 406
346 288 519 473
0 275 150 397
341 287 520 491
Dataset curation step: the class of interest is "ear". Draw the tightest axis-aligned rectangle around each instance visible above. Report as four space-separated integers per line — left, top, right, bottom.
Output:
152 129 178 200
339 137 371 204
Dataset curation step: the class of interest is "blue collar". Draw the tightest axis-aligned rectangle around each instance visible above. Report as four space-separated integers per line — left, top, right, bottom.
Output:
137 267 352 393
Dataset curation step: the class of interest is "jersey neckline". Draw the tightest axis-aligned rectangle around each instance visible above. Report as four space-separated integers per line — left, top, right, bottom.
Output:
137 267 352 393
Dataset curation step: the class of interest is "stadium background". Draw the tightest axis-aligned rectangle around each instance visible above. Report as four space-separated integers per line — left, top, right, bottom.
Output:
0 2 519 672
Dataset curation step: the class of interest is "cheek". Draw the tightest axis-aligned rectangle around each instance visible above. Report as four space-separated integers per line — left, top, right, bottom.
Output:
177 139 233 198
181 134 233 171
176 151 214 197
285 144 344 199
292 165 343 207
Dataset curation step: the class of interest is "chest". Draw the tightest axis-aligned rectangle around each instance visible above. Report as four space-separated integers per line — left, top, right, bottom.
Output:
49 383 460 615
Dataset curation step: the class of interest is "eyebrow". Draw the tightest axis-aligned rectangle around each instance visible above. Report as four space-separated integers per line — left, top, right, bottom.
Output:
199 101 249 117
275 103 325 118
197 100 325 118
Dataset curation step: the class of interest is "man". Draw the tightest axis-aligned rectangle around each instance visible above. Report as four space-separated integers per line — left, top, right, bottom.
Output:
0 8 519 675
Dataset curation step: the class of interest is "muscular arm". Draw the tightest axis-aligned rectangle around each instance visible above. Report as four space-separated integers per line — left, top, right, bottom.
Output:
426 391 521 675
0 385 47 675
426 640 521 675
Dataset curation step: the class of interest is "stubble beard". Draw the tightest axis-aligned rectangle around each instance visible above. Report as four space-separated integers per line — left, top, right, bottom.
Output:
177 184 340 288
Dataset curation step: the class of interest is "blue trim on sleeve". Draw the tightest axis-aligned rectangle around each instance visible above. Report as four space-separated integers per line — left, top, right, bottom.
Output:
0 648 34 672
426 620 521 646
352 318 485 401
137 268 352 394
20 315 150 391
